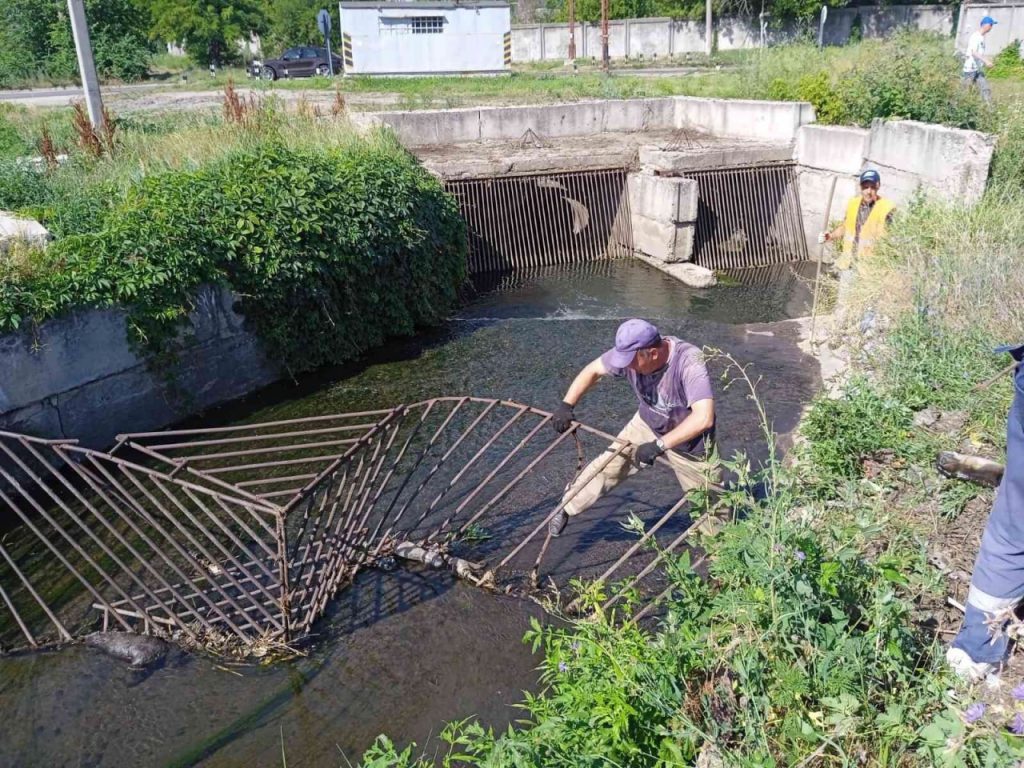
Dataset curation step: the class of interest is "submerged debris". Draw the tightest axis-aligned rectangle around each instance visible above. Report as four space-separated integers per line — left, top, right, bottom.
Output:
85 631 168 668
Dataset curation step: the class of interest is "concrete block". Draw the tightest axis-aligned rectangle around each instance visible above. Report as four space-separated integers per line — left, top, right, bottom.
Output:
795 125 870 175
375 108 482 147
662 262 716 288
639 143 794 173
0 211 50 250
674 97 815 143
865 119 995 205
632 214 695 263
601 98 676 133
628 174 698 222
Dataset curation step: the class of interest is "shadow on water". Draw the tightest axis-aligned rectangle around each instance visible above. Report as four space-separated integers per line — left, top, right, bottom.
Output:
0 258 821 767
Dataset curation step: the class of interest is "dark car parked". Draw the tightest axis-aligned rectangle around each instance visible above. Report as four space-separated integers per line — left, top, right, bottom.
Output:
250 47 343 80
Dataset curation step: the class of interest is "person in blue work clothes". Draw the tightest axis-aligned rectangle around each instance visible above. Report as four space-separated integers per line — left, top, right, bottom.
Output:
947 344 1024 681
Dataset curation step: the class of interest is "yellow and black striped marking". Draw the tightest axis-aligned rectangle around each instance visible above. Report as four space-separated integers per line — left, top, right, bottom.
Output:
342 33 353 71
503 32 512 66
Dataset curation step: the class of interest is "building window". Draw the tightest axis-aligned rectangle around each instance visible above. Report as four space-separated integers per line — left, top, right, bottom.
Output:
411 16 444 34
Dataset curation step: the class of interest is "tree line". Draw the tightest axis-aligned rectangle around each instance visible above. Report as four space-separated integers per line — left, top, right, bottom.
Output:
0 0 959 86
0 0 339 86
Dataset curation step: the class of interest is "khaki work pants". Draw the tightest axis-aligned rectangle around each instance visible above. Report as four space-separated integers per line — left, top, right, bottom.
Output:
562 412 722 517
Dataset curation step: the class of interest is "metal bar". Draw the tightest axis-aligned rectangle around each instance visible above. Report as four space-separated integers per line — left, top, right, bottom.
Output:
146 424 380 452
105 463 257 638
0 579 36 646
235 473 319 488
170 438 361 463
405 400 499 532
280 408 403 515
149 479 283 630
441 412 554 536
603 511 710 611
372 397 473 542
578 496 693 599
491 436 631 571
0 444 189 633
0 482 135 633
118 409 394 439
13 444 211 639
0 541 70 642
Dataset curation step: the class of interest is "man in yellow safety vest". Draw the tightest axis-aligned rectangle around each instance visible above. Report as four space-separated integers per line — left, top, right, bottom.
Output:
819 169 896 270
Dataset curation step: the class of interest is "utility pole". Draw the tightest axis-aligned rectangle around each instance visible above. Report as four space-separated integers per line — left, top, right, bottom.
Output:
600 0 609 70
568 0 576 60
704 0 712 57
67 0 105 131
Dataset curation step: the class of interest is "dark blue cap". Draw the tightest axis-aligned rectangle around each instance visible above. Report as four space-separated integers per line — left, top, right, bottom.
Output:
859 169 881 185
981 15 998 26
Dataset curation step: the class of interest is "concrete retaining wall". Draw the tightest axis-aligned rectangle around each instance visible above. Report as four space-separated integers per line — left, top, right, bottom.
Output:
0 286 278 449
511 5 954 62
356 96 814 147
354 97 680 146
675 97 814 142
957 2 1024 57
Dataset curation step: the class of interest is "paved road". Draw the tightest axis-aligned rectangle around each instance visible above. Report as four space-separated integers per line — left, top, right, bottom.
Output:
0 82 177 108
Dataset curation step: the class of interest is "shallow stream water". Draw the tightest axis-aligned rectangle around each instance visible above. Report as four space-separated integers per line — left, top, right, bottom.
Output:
0 258 820 767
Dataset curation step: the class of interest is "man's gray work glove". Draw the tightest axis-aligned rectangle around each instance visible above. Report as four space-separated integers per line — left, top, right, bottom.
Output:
552 401 575 434
635 440 665 467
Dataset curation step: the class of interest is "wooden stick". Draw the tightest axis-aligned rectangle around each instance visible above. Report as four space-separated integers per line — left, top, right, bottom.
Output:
810 175 838 343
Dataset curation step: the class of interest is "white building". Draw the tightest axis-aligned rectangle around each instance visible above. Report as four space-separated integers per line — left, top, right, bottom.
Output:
338 1 511 75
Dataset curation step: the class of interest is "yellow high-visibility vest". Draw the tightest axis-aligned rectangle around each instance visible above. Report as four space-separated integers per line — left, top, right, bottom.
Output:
838 196 895 269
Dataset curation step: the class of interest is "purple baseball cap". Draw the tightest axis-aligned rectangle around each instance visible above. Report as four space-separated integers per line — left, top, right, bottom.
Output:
605 319 661 368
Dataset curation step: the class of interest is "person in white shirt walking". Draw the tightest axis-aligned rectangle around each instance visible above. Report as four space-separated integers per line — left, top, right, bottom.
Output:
963 15 997 104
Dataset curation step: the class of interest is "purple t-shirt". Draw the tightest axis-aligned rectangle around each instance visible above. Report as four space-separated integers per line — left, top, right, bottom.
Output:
601 337 715 456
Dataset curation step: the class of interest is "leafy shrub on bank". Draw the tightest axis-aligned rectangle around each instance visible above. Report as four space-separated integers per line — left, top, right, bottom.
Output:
0 136 467 373
766 33 984 128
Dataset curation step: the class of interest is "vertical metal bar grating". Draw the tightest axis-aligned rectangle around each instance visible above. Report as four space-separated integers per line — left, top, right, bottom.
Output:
681 163 808 270
444 168 634 275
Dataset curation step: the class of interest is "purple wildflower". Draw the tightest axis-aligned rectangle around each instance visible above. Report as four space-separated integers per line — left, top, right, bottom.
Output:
1012 713 1024 736
964 703 986 724
558 661 568 673
794 550 806 563
570 641 580 653
1013 682 1024 701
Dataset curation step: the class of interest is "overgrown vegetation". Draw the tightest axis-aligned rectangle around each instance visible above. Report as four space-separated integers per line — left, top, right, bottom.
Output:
0 101 466 373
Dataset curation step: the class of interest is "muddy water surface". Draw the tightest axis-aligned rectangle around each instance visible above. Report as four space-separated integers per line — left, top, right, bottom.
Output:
0 259 820 767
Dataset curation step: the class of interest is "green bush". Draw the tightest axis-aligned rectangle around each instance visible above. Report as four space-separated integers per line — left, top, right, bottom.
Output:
988 40 1024 79
801 377 916 485
0 136 467 373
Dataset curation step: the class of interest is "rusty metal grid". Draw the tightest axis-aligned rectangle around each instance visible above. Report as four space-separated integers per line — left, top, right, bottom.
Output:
444 168 634 275
0 398 709 656
680 163 809 270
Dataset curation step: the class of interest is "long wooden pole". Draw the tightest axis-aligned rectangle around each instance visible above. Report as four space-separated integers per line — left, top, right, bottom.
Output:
810 175 838 342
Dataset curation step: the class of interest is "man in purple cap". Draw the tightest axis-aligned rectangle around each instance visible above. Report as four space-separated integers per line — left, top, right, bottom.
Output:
547 318 720 537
